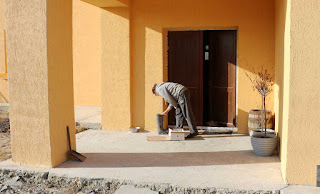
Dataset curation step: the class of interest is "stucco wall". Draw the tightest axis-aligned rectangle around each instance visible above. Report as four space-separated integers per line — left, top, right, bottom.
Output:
6 0 75 167
274 0 291 182
284 0 320 185
73 0 102 106
0 0 8 103
0 0 102 106
128 0 275 132
47 0 76 167
6 0 52 167
100 7 131 129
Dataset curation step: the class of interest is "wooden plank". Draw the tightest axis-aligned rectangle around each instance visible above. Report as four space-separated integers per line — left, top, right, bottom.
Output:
147 136 205 141
4 30 7 74
147 136 171 141
80 0 127 7
0 73 7 79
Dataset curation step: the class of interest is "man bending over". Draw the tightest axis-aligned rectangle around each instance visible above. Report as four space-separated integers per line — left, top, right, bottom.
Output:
152 82 198 138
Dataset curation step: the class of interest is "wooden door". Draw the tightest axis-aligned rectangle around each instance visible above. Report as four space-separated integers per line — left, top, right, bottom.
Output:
167 31 203 126
204 30 236 127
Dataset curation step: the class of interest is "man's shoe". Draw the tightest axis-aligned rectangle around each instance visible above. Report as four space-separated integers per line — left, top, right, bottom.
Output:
158 130 168 135
186 132 198 139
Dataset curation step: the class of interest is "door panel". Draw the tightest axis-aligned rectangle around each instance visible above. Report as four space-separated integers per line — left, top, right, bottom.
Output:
205 30 236 127
168 31 203 126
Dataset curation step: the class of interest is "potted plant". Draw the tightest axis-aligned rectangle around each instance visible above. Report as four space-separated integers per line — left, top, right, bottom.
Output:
246 67 277 156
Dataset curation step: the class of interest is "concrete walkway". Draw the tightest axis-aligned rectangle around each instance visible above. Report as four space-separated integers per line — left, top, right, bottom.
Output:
1 130 287 192
1 130 319 193
74 106 101 129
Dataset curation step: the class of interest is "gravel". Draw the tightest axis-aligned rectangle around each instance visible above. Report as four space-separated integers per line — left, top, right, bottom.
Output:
0 169 281 194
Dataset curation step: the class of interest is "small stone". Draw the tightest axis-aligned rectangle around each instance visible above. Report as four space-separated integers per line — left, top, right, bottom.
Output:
4 176 23 187
0 185 9 192
42 172 49 180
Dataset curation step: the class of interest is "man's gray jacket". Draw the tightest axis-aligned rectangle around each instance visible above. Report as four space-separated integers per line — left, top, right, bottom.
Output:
155 82 186 108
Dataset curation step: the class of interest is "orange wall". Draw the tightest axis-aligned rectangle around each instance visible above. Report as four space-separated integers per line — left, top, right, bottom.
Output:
100 7 131 129
73 0 102 106
0 0 102 106
0 0 8 103
275 0 290 182
130 0 275 132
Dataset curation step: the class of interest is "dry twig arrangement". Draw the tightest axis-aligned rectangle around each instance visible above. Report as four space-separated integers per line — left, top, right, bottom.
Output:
246 65 274 137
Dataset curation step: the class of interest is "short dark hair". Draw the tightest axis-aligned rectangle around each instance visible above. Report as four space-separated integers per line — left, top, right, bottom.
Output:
152 84 157 94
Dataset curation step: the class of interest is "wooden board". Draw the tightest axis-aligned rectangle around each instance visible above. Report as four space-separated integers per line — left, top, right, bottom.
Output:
147 136 171 141
147 136 205 141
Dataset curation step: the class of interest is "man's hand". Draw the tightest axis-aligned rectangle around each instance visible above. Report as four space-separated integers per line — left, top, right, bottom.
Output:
162 106 173 116
162 111 169 116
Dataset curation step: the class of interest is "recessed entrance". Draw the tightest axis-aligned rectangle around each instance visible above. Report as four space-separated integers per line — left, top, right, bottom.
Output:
167 30 237 127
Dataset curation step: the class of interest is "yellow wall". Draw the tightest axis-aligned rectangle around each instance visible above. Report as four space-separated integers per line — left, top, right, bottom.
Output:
47 0 76 167
0 0 102 106
128 0 275 132
73 0 102 106
284 0 320 185
0 0 8 103
6 0 75 167
6 0 52 167
81 0 128 7
100 7 131 129
275 0 291 183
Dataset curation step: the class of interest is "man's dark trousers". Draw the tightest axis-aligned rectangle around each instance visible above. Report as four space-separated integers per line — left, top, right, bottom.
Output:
175 89 198 134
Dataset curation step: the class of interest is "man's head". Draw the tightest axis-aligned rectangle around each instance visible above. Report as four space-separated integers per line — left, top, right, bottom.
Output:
152 84 159 96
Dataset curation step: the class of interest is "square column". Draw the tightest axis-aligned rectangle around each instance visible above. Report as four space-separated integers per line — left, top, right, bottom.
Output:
5 0 75 167
101 7 131 129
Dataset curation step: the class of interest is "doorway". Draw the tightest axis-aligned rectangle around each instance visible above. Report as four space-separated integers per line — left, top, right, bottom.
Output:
167 30 237 128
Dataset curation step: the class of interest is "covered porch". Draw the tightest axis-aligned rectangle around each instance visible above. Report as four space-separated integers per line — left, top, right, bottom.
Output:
4 0 320 188
1 129 285 192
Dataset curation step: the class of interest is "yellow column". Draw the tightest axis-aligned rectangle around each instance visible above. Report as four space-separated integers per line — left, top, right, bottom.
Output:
0 0 8 102
100 7 131 129
6 0 75 167
283 0 320 185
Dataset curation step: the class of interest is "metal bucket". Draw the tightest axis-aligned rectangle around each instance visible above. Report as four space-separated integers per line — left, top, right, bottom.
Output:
156 114 166 134
130 127 140 133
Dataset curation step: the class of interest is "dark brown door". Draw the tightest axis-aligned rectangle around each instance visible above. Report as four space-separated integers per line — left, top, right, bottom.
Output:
204 30 237 127
167 31 203 126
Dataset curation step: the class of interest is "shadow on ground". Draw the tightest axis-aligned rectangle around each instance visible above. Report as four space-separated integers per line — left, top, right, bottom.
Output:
58 150 279 168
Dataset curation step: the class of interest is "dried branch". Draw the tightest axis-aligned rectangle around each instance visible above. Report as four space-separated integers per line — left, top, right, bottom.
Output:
245 65 274 98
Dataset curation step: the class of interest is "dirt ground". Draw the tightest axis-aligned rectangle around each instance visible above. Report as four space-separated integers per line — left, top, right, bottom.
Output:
0 110 11 162
0 132 11 162
0 125 86 163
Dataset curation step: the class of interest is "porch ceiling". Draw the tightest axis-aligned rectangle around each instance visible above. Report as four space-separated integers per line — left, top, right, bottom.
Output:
80 0 128 7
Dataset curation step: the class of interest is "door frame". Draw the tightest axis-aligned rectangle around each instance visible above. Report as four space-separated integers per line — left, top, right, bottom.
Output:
163 27 239 129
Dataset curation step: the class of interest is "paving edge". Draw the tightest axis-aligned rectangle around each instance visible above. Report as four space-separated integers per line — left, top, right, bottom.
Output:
0 168 281 194
76 122 101 130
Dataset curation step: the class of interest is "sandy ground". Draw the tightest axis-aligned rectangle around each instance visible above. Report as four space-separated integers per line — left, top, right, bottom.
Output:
0 133 11 162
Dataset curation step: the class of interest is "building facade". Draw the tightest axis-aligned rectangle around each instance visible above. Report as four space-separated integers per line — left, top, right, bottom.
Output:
1 0 319 186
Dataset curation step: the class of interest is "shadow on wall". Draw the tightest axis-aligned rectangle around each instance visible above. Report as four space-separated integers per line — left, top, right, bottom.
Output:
58 150 279 168
274 0 288 158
